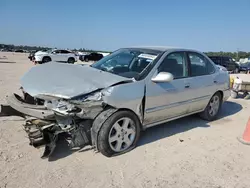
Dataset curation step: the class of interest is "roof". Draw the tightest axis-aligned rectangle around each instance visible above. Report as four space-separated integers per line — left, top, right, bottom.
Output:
128 46 197 52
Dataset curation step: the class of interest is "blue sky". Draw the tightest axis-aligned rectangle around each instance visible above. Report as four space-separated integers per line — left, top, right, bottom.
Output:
0 0 249 51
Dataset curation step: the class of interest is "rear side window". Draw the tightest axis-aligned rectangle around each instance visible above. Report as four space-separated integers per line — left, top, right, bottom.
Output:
188 52 215 77
209 57 221 65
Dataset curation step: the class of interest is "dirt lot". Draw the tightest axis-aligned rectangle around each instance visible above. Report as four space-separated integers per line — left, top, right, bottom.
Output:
1 52 250 188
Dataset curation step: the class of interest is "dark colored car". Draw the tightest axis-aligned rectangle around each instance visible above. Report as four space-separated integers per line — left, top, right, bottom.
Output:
239 62 250 73
82 52 103 62
15 49 25 53
208 56 239 73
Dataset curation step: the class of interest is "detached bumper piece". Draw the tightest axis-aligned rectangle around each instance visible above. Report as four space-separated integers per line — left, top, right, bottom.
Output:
24 118 93 159
24 119 59 158
6 94 54 120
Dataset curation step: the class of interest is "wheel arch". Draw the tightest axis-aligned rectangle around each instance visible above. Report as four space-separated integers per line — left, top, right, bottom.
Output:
91 107 142 152
42 56 51 62
216 90 224 100
68 57 75 61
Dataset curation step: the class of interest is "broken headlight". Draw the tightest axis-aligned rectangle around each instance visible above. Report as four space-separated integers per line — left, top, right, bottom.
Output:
45 100 81 115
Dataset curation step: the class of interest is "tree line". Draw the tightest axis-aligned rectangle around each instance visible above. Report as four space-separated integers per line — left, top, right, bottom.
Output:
205 51 250 61
1 43 250 60
0 44 111 53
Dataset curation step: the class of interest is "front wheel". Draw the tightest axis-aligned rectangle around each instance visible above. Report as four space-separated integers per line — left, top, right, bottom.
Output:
199 92 222 121
42 57 51 63
97 110 141 157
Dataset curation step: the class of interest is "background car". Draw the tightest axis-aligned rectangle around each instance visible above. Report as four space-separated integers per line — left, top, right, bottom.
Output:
239 62 250 73
208 56 239 73
82 52 103 62
15 49 25 53
34 49 77 64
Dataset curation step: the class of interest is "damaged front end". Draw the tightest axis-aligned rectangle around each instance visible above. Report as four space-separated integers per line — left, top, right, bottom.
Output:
7 62 142 158
7 89 107 158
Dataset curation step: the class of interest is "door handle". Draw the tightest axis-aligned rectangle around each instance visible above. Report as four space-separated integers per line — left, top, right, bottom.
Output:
214 80 218 83
185 84 190 88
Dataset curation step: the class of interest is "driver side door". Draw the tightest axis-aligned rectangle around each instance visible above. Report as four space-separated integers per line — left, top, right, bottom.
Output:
144 51 194 125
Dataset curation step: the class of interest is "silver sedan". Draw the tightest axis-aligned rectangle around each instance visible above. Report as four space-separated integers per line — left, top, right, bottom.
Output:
7 46 230 158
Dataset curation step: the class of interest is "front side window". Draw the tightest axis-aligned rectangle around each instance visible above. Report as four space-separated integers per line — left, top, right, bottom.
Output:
52 50 61 54
188 52 215 76
157 52 187 79
91 48 161 79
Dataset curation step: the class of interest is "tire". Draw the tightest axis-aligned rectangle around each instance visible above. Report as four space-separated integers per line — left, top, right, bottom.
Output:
67 57 75 64
199 92 222 121
234 68 239 73
85 58 89 62
97 110 141 157
42 56 51 63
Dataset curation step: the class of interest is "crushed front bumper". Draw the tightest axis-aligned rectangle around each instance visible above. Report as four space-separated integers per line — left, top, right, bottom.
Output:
6 94 54 120
6 93 94 159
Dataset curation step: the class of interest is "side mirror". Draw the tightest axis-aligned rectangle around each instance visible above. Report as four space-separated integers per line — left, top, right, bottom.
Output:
151 72 174 83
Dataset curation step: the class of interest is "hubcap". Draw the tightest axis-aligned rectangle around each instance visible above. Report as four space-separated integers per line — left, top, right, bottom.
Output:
208 95 220 116
108 117 136 152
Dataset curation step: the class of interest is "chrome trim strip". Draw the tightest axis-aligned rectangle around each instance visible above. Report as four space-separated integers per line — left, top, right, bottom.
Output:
143 109 203 130
145 95 210 114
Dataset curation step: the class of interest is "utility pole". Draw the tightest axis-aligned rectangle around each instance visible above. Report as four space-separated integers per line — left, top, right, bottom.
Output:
237 48 239 61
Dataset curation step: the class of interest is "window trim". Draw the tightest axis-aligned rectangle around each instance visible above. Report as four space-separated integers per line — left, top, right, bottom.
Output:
156 51 189 80
187 51 216 77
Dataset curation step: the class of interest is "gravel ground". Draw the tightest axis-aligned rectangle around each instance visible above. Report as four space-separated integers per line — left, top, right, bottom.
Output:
1 52 250 188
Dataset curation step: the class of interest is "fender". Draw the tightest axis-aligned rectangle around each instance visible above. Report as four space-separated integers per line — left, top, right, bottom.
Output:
90 108 118 151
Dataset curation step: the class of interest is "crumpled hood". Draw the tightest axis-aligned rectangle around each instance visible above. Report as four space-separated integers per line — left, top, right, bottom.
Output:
21 62 131 99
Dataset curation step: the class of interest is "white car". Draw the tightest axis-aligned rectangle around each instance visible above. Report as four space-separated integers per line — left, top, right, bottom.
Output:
34 49 77 64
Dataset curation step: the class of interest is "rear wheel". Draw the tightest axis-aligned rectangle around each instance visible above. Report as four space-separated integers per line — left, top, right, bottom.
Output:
67 57 75 64
199 92 222 121
97 110 141 157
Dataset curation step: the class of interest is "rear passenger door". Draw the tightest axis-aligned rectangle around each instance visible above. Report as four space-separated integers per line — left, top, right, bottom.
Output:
186 52 218 112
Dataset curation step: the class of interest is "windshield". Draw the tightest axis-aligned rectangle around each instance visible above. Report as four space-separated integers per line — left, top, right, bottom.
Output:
91 48 160 80
45 49 54 53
